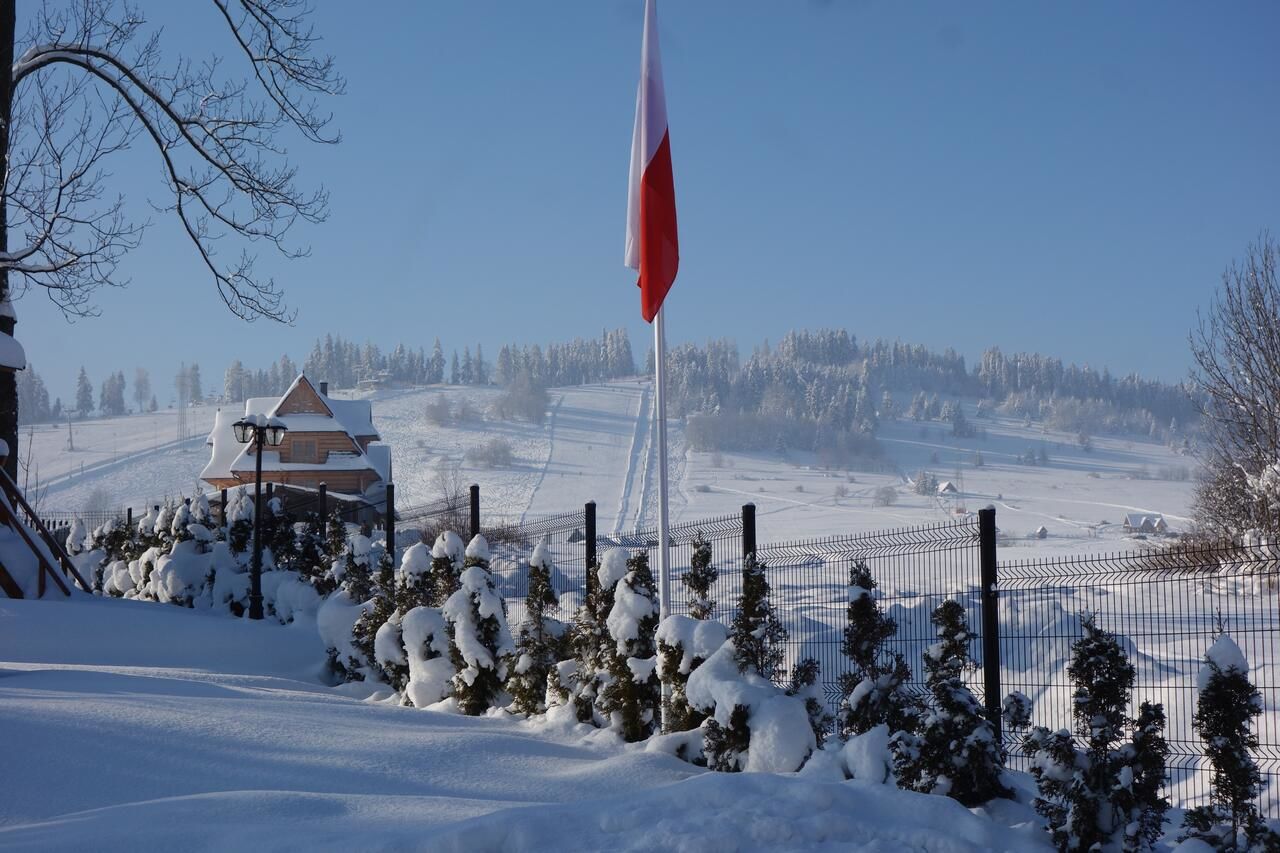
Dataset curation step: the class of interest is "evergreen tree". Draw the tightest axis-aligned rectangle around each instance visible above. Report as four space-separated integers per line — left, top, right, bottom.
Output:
506 542 567 715
429 338 446 384
75 366 93 415
896 600 1010 805
682 532 717 620
394 541 435 614
428 530 465 607
1180 634 1280 852
730 552 786 681
596 550 661 741
442 535 514 715
1024 616 1169 853
838 561 919 738
449 351 460 385
787 656 833 749
569 549 622 724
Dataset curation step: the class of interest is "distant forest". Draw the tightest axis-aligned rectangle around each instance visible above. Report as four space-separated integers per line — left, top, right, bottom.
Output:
26 330 1197 466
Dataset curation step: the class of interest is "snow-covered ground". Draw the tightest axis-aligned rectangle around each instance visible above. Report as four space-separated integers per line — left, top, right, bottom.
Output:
0 595 1050 851
28 383 1196 559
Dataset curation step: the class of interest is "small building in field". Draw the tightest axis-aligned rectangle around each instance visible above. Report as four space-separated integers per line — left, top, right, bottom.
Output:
1123 513 1168 535
201 374 390 500
1034 525 1048 540
937 481 959 495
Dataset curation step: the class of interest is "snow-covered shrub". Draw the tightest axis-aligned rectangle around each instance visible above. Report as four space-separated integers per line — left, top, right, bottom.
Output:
1179 634 1280 852
1024 616 1168 853
507 542 569 715
838 561 920 739
395 542 434 613
895 600 1009 806
442 536 514 715
351 540 397 682
729 552 786 682
687 641 816 773
683 532 717 620
597 550 661 742
657 614 728 734
318 587 367 683
428 531 465 607
225 491 254 557
373 614 409 692
65 518 87 556
786 656 833 749
568 548 629 724
401 605 454 707
1001 691 1033 732
294 511 335 595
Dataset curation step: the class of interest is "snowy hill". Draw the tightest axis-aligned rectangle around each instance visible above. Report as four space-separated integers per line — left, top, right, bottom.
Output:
27 382 1196 556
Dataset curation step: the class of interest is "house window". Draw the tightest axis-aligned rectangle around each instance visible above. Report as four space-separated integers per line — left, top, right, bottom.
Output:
291 439 318 463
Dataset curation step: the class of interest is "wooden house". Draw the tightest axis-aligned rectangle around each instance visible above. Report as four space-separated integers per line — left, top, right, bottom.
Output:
1123 513 1168 535
201 374 390 498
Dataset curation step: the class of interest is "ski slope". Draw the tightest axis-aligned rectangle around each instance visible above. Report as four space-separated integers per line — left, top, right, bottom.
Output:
27 382 1197 556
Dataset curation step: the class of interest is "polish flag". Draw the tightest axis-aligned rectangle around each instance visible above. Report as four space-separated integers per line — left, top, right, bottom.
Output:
624 0 678 324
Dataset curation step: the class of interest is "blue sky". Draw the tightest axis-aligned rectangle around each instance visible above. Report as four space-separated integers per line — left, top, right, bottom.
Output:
19 1 1280 403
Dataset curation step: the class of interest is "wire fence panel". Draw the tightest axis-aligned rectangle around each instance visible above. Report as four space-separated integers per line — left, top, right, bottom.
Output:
757 517 983 722
486 509 589 629
999 543 1280 817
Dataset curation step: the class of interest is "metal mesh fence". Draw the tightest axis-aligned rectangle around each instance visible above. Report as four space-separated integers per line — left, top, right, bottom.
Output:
756 517 983 722
999 542 1280 817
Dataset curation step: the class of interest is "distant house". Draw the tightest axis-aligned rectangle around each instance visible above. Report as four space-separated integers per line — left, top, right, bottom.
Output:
1123 513 1168 535
201 374 391 499
1034 525 1048 540
937 481 959 495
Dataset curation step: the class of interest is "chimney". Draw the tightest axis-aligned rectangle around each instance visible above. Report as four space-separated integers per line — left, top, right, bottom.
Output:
319 381 328 396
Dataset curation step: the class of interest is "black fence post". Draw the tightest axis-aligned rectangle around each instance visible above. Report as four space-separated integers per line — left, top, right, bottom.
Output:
978 506 1002 744
220 489 227 524
385 483 396 567
469 484 480 541
126 507 133 529
318 482 328 538
585 501 597 570
742 503 756 558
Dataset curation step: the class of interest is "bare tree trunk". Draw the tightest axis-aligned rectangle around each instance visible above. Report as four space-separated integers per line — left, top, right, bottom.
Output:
0 0 17 480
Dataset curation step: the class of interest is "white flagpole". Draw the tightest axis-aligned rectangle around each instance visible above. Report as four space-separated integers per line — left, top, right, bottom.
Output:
654 305 671 732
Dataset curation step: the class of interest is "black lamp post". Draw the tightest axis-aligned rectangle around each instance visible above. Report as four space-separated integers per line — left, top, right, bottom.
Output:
232 416 288 620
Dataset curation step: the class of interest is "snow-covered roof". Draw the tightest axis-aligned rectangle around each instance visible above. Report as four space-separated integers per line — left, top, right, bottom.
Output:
202 374 388 487
936 481 958 493
1124 513 1165 528
243 374 379 440
0 332 26 371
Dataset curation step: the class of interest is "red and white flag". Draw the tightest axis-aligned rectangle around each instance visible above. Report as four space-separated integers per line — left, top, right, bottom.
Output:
625 0 678 324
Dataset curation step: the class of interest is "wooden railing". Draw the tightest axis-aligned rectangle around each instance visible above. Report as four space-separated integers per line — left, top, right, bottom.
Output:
0 466 89 596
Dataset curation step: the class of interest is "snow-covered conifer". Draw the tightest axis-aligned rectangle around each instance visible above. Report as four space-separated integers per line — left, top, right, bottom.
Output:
395 542 435 613
786 657 833 749
1001 691 1033 732
569 548 628 724
1180 634 1280 852
730 552 786 681
400 605 454 707
428 531 465 607
838 561 919 738
442 537 514 715
1025 616 1169 853
656 614 728 733
682 533 717 620
506 542 568 715
896 600 1009 805
597 550 661 741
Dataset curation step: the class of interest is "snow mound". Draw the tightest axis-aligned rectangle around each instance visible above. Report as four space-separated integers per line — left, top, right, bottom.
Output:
464 534 490 563
428 770 1050 852
432 531 464 563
